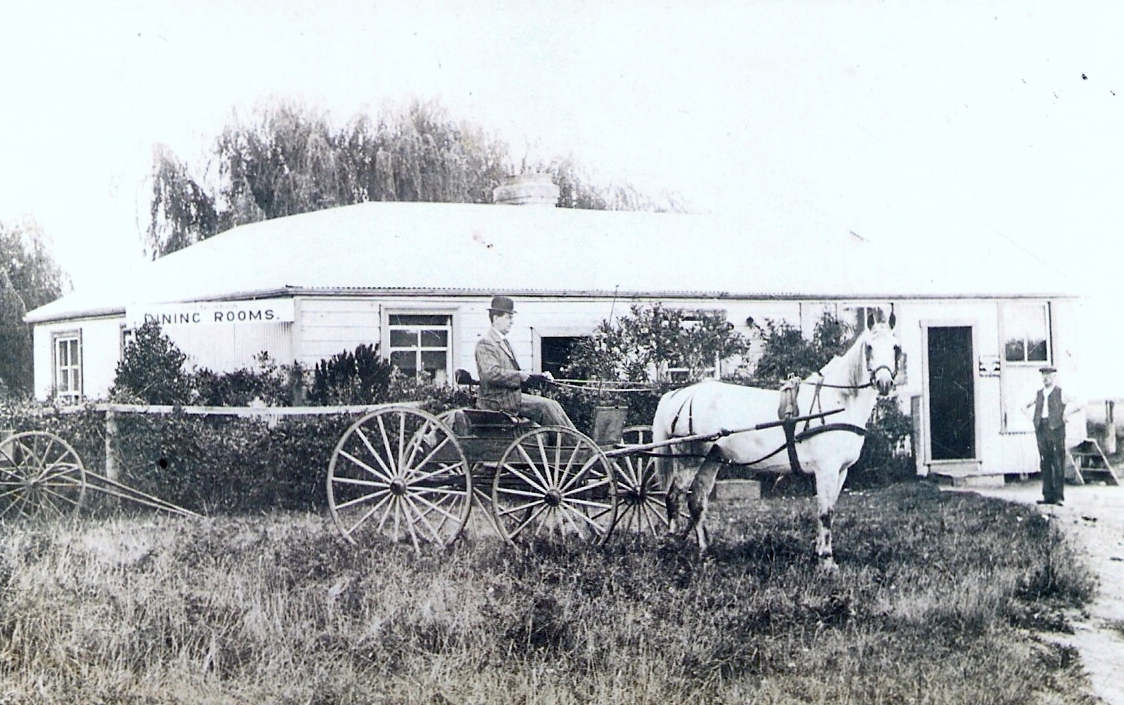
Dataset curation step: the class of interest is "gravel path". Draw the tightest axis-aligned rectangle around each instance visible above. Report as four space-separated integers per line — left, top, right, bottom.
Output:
949 480 1124 705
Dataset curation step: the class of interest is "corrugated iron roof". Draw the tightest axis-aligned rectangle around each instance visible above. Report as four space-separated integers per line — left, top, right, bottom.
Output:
26 201 1076 323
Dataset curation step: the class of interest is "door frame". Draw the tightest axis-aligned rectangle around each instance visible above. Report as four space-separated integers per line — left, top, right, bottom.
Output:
920 320 981 467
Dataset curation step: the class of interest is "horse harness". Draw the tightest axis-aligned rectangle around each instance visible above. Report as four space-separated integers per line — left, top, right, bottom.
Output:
660 376 868 473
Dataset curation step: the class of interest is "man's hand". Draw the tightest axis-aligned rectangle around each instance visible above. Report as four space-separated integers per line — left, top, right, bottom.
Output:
521 371 555 387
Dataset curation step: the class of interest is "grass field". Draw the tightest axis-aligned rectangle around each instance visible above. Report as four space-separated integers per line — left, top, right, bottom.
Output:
0 482 1100 704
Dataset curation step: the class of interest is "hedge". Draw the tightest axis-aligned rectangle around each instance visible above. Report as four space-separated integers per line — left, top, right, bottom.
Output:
0 384 912 517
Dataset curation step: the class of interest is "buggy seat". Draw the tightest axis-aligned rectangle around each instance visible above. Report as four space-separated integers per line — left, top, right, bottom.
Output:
451 369 535 436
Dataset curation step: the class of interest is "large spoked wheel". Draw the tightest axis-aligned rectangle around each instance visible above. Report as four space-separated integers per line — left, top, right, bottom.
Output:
611 425 670 536
492 427 617 545
327 407 471 550
0 431 87 521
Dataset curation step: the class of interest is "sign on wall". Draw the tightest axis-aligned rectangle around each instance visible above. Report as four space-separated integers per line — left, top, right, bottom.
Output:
126 299 295 327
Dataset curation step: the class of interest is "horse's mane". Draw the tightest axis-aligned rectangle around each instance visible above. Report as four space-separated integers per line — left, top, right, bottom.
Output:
814 325 883 395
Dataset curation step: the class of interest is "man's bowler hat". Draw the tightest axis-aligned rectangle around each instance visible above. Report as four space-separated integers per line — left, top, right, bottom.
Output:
488 295 516 315
1039 365 1057 373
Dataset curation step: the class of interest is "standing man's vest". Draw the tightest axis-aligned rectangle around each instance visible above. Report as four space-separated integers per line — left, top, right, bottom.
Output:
1033 387 1065 432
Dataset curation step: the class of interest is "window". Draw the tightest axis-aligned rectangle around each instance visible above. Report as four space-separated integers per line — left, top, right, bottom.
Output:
1003 303 1050 364
843 303 891 333
665 309 725 381
386 314 452 384
540 336 586 378
53 332 82 404
120 325 135 358
1000 302 1053 433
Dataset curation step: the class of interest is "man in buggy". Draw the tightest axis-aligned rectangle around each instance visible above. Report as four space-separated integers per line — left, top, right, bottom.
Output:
475 295 575 429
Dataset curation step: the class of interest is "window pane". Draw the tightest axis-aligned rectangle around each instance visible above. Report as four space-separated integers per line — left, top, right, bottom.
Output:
390 351 416 374
420 329 448 347
1004 339 1026 363
1003 304 1049 364
390 314 450 326
390 330 417 347
1027 339 1048 361
420 350 446 372
421 351 448 384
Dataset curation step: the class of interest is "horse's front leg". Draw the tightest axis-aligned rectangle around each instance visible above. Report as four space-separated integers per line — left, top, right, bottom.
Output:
812 465 849 572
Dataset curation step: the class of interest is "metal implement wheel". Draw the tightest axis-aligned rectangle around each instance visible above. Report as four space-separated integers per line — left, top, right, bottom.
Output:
492 426 617 544
328 407 471 550
0 431 87 520
611 426 669 536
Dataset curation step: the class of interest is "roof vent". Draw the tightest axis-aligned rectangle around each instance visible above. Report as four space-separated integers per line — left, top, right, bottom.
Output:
492 173 560 206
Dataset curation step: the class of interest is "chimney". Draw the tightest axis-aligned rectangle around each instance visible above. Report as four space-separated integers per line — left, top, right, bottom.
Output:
492 173 560 206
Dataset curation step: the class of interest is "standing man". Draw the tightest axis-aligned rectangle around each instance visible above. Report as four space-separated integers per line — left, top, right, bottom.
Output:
1026 365 1079 506
475 295 575 429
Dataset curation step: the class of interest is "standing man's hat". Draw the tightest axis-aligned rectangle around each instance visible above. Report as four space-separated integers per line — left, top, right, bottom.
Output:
1039 365 1057 373
488 295 516 315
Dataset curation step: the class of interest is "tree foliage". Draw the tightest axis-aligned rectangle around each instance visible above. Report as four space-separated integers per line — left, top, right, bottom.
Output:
0 221 68 397
307 344 395 406
193 353 303 407
146 145 219 259
750 311 853 388
564 304 750 384
110 321 194 405
146 99 681 258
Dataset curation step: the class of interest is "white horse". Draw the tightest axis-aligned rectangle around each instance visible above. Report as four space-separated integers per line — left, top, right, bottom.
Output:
652 315 901 569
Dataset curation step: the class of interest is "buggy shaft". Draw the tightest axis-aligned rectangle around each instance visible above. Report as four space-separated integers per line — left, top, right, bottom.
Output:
605 407 845 458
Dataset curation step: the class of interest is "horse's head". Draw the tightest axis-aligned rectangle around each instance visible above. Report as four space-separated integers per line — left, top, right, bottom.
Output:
863 312 901 396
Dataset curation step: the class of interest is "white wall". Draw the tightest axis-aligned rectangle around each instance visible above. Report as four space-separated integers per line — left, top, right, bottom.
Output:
296 297 380 366
33 316 124 400
32 293 1079 481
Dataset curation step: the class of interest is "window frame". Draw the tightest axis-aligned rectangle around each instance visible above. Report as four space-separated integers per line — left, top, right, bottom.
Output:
662 307 727 381
52 329 83 404
381 309 456 385
840 302 893 334
1000 302 1052 367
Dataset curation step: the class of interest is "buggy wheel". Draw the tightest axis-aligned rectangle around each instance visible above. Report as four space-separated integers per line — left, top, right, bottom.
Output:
0 431 86 521
612 425 685 536
327 407 470 550
492 426 617 545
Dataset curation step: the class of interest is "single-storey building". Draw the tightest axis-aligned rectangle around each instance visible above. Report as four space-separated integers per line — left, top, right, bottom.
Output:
25 176 1080 480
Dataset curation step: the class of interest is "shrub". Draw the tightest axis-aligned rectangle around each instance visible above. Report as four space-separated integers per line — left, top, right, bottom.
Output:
565 303 750 383
192 353 305 406
308 344 394 405
110 320 193 404
748 310 849 389
849 397 917 487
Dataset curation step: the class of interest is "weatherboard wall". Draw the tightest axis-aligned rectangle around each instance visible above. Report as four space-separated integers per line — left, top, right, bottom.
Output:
28 291 1075 481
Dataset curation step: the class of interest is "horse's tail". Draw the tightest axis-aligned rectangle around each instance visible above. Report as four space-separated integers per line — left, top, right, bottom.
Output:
651 385 693 491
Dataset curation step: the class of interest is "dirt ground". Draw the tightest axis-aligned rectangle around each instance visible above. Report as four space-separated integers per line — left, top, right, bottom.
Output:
950 479 1124 705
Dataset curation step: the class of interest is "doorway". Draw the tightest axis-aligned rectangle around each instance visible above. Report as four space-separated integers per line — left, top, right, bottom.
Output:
927 326 976 460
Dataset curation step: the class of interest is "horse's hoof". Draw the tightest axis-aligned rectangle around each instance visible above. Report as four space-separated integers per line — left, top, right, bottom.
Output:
817 558 839 575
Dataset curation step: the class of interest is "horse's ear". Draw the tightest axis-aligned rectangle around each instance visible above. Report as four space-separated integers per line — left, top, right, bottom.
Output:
867 311 875 330
888 307 896 329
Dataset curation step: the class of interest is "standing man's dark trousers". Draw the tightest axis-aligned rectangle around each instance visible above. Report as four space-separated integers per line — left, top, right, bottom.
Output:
1036 426 1066 503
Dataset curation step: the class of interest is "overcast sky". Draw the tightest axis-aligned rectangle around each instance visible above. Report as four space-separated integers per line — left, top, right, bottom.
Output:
1 1 1121 390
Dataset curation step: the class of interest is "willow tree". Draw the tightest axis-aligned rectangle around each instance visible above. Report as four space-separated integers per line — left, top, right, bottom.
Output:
0 221 68 396
145 99 681 258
